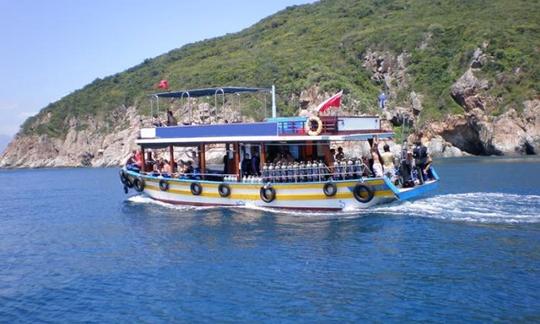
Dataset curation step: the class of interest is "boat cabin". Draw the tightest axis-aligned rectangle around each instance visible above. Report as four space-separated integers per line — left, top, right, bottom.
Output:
135 86 392 183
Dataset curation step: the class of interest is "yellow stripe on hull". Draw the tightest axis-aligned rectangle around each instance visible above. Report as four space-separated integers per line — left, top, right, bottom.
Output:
136 174 396 210
145 184 394 201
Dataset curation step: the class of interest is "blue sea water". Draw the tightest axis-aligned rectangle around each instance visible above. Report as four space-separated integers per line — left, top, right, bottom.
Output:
0 157 539 322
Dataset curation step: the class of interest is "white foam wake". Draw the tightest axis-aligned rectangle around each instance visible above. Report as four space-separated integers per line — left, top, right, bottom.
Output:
372 192 540 224
126 193 540 224
126 195 219 211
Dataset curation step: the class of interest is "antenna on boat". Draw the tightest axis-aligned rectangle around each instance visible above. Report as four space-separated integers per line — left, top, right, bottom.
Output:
271 85 277 118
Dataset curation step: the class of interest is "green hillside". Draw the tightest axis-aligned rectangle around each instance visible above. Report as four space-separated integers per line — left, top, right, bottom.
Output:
22 0 539 138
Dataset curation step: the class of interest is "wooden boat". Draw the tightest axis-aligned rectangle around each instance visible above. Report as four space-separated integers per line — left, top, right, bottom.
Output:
120 86 439 211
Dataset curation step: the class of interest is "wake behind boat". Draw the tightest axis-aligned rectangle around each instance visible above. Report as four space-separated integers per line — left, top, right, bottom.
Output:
119 86 439 211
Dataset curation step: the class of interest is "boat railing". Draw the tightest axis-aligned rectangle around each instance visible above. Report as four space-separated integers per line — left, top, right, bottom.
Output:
275 116 338 136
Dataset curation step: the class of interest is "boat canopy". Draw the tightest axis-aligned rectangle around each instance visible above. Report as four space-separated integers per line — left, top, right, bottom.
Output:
151 87 271 98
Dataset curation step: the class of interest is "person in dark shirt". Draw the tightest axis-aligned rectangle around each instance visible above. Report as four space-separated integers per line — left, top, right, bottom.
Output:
251 151 261 175
335 146 345 161
166 110 178 126
241 153 252 176
413 141 429 183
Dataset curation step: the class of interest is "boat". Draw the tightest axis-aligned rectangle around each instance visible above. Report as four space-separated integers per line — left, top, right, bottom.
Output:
120 86 439 211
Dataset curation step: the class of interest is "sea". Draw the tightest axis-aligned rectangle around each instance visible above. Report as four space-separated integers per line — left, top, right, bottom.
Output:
0 157 539 322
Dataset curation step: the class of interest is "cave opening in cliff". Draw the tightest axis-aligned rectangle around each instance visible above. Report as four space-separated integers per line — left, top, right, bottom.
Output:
524 141 535 155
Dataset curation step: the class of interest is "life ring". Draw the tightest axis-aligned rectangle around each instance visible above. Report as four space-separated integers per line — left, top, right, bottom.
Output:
134 177 145 192
323 182 337 197
119 170 129 185
159 179 169 191
120 170 134 188
260 185 276 203
218 183 231 197
190 182 203 196
353 183 374 203
305 116 323 136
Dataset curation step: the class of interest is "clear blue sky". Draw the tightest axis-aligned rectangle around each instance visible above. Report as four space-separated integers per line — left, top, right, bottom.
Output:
0 0 314 137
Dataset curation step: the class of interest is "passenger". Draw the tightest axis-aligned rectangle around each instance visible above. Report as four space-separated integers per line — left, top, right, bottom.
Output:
372 153 384 177
399 150 416 187
423 155 434 180
361 156 372 177
184 160 194 177
380 144 395 178
285 151 294 163
177 160 187 178
162 159 172 176
153 158 164 175
184 150 199 173
134 150 143 170
251 151 261 175
166 110 178 126
124 151 139 171
413 140 429 183
273 153 283 164
145 151 156 171
152 114 163 127
241 153 252 176
222 153 229 176
335 146 345 161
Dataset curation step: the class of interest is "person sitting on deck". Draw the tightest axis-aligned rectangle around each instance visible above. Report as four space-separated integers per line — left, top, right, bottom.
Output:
166 110 178 126
125 150 140 172
161 159 172 177
145 151 156 171
398 149 416 188
285 151 295 163
273 153 284 164
184 161 194 177
152 114 163 127
152 158 163 175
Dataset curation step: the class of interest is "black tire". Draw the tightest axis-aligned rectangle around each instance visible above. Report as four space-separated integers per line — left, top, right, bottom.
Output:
353 183 374 203
260 186 276 203
323 182 337 197
125 178 134 188
218 183 231 197
159 179 169 191
119 170 129 185
134 177 145 192
190 182 202 196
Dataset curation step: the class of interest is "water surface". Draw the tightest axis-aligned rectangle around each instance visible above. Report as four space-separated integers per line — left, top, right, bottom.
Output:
0 157 539 322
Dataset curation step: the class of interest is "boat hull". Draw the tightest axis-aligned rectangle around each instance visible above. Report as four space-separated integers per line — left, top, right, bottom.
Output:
123 170 438 210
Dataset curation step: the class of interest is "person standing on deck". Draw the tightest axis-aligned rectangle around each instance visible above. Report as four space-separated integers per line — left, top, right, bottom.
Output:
251 151 261 175
380 144 396 178
413 140 429 182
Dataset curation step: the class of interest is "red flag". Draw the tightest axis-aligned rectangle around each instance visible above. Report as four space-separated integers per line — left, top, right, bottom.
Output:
317 90 343 113
157 79 169 90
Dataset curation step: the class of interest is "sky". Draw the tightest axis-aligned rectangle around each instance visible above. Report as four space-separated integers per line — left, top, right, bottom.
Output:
0 0 315 138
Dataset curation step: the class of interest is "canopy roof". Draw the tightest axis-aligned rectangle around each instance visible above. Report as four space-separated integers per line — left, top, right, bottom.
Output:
152 87 271 98
136 132 394 148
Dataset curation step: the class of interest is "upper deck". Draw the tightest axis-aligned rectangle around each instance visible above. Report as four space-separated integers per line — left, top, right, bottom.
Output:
136 116 392 147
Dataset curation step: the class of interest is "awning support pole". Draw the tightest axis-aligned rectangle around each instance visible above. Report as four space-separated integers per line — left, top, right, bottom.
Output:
271 85 277 118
